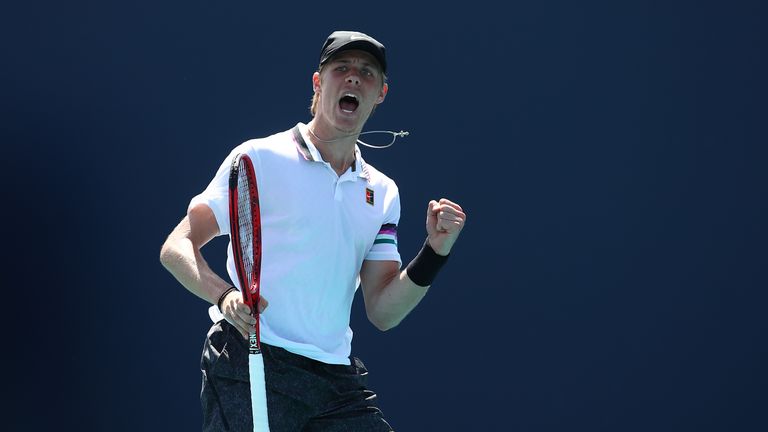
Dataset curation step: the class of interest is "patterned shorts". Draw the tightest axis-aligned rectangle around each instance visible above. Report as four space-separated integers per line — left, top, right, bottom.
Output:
200 320 394 431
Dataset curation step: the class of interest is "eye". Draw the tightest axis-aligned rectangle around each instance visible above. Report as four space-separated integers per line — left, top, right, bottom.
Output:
362 68 376 78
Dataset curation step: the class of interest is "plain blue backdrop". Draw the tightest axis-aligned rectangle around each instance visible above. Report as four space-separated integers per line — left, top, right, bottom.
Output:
3 1 766 430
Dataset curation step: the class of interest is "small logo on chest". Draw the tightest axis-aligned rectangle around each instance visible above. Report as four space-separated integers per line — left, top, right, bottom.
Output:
365 188 374 206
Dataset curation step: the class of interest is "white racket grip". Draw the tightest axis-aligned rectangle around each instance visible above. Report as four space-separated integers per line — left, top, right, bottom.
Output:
249 353 270 431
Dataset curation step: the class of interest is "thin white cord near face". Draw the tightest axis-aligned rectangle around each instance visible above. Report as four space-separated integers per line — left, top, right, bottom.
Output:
357 130 410 148
307 126 410 149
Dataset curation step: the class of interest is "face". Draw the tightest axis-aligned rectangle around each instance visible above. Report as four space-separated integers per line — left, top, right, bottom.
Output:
312 50 388 134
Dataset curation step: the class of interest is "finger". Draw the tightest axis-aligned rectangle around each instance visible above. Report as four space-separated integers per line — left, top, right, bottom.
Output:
225 311 251 340
438 204 465 216
438 210 465 223
436 218 463 233
237 314 256 339
237 300 253 316
426 200 439 234
427 200 439 216
437 210 466 230
436 203 465 218
438 198 463 212
237 307 257 325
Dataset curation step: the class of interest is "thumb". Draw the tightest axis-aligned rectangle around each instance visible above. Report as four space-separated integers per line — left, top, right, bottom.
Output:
426 200 440 235
258 296 269 314
427 200 439 217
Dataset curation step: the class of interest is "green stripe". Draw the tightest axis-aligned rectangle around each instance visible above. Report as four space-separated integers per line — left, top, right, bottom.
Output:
373 238 397 245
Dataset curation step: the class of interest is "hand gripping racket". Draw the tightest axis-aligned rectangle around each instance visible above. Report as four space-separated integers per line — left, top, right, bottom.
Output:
228 153 270 431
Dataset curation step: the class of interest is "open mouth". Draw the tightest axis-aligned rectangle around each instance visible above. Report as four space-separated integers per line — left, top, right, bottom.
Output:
339 94 360 113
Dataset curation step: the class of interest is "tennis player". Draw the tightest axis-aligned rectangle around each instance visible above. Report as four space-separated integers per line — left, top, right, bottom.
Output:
160 30 466 431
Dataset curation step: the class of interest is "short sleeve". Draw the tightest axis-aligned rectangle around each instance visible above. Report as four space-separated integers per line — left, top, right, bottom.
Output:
364 186 402 264
187 148 239 236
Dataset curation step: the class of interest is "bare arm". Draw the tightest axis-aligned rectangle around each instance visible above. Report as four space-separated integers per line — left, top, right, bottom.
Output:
360 198 466 331
159 204 265 338
360 260 428 331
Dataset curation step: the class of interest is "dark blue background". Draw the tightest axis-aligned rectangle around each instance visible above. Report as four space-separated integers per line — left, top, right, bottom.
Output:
4 1 766 430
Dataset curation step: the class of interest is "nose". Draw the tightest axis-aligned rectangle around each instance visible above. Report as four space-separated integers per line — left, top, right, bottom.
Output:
346 72 360 86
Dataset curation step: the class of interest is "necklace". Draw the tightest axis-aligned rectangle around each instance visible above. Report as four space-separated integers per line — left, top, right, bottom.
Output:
308 125 410 149
307 126 355 143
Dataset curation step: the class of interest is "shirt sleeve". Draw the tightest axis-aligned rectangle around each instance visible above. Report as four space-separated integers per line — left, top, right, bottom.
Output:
187 148 240 237
364 185 402 264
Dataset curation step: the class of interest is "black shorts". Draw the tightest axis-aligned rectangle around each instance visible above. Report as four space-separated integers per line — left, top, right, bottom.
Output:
200 320 394 431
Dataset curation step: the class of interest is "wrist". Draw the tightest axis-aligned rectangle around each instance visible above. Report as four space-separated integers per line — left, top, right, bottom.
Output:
427 236 451 256
216 286 238 311
406 239 449 287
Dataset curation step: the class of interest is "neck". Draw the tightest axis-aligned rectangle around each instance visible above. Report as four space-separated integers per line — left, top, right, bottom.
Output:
307 119 358 175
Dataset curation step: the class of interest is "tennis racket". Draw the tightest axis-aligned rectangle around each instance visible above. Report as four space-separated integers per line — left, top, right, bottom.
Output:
228 153 270 431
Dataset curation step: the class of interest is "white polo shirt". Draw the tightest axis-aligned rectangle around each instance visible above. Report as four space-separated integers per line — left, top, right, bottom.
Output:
189 123 401 365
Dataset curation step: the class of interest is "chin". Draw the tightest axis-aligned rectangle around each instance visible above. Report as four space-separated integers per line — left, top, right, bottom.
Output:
333 115 364 133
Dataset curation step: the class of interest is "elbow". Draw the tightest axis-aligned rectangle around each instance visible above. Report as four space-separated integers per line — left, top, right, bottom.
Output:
367 312 400 332
371 319 396 332
159 240 176 269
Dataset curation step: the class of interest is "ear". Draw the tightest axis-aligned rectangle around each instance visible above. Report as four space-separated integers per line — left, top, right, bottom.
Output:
312 72 321 93
376 83 389 104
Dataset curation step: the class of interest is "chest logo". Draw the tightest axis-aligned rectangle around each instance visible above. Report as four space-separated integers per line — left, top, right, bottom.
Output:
365 188 374 206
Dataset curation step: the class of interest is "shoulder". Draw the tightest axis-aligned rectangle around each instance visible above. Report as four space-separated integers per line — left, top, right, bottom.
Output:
363 161 399 193
361 161 400 214
239 127 297 157
222 127 303 170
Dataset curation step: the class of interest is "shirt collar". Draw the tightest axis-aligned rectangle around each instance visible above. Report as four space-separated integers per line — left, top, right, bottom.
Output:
293 123 370 181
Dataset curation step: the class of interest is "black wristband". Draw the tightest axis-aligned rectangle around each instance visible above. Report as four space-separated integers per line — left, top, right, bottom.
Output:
216 286 238 311
406 239 449 287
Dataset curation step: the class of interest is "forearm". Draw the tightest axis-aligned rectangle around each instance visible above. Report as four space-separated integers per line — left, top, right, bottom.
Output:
160 235 231 306
365 270 430 331
362 238 452 331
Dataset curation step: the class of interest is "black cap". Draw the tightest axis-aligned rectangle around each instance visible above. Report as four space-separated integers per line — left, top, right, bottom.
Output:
319 31 387 74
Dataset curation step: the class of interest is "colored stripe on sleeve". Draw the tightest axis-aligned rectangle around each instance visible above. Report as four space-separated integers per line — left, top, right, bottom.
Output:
373 223 398 246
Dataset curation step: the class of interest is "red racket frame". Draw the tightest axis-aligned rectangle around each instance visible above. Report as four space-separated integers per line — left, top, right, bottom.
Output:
228 153 263 351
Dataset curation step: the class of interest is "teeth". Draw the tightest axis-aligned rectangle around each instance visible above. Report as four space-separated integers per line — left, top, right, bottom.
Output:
340 93 360 113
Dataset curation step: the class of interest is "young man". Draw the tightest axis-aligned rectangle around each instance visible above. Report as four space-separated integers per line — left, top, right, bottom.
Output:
160 30 466 431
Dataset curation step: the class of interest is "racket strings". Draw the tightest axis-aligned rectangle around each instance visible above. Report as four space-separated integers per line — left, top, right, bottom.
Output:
237 164 254 284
